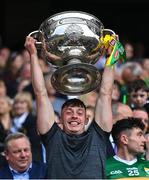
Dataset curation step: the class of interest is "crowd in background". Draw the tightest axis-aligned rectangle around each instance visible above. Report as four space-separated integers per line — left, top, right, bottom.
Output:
0 34 149 178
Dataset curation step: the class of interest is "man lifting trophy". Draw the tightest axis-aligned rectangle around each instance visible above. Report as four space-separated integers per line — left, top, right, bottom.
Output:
25 11 126 179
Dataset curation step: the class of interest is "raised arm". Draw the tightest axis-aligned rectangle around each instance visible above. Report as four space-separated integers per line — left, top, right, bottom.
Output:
95 66 114 132
24 36 55 134
94 35 125 132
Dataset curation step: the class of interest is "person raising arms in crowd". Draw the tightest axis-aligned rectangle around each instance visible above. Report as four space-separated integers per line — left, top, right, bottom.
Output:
24 33 123 179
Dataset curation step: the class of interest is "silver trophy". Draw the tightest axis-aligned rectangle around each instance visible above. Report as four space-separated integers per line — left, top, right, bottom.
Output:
29 11 115 95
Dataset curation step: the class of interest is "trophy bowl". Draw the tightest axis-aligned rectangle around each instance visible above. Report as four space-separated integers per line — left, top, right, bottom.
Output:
28 11 114 95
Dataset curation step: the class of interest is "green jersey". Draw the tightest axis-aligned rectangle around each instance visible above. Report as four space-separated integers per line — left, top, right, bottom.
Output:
106 155 149 179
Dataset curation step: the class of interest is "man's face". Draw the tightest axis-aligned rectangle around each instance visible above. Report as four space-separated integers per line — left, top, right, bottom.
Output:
130 89 148 107
133 110 149 133
61 106 87 134
13 100 29 116
5 138 32 172
124 128 146 155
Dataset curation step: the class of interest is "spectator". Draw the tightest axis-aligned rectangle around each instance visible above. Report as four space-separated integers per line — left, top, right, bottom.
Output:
0 96 12 153
127 79 149 114
17 62 31 92
121 62 143 84
141 58 149 75
141 58 149 88
124 41 135 61
133 107 149 133
3 52 24 98
0 132 47 179
0 79 7 97
106 118 149 179
0 47 11 77
112 80 122 103
112 102 133 124
10 92 43 162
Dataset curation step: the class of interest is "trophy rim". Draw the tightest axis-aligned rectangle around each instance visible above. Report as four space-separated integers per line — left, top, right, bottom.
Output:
39 10 104 29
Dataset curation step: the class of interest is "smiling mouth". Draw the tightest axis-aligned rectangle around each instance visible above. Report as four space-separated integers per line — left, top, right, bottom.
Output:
68 121 79 126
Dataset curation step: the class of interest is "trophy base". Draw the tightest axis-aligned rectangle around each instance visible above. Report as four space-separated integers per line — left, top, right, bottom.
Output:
51 63 101 95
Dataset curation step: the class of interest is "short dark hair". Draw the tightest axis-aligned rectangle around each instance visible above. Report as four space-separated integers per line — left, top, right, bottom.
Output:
127 79 148 93
62 98 86 111
112 118 145 145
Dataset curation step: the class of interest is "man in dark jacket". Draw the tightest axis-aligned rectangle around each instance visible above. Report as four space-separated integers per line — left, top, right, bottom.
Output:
0 132 47 179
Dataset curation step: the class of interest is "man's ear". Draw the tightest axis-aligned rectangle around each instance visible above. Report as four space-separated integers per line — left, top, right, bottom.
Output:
120 134 128 145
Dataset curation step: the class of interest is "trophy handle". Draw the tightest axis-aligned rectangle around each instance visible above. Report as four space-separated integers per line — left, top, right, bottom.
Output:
28 30 43 47
103 28 115 36
103 29 119 41
97 28 118 57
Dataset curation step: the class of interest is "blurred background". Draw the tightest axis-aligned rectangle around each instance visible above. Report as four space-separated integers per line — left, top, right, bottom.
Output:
0 0 149 55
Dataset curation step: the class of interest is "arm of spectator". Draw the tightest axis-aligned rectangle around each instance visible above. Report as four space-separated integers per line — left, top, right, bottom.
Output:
24 36 55 134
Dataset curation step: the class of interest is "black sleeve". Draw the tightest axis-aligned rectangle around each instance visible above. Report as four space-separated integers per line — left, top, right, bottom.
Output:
40 122 59 145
